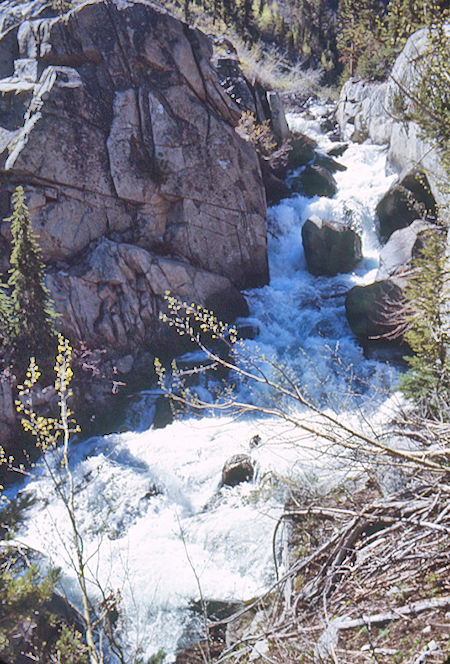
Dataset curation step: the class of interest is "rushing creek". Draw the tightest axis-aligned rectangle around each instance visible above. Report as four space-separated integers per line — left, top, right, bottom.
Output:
10 104 401 662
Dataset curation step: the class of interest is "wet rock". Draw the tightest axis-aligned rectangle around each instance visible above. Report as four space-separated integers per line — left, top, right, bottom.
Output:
346 220 434 343
400 169 436 217
302 215 362 276
249 434 261 448
141 483 163 500
221 453 254 487
261 164 291 204
376 169 436 238
236 323 259 340
315 152 347 173
345 279 403 340
327 142 349 158
320 116 336 133
376 185 423 238
205 286 250 322
297 164 337 198
190 599 243 621
152 395 173 430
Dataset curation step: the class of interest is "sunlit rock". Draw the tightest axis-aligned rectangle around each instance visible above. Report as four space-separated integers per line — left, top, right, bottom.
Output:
336 28 448 209
377 219 430 279
376 169 436 238
0 0 268 357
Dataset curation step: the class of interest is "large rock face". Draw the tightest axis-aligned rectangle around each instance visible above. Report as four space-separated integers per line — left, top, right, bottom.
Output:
336 27 449 210
0 0 268 354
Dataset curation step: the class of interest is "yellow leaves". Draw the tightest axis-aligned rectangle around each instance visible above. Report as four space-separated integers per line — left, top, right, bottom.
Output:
236 111 277 157
53 335 74 395
16 334 78 451
160 292 239 349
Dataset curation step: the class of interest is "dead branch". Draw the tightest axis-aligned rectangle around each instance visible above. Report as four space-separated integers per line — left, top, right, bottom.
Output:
336 595 450 630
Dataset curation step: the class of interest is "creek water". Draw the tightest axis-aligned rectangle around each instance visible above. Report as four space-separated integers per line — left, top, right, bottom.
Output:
11 104 400 662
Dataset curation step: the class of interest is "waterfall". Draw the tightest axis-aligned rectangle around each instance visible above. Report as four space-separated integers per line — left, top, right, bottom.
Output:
11 104 400 662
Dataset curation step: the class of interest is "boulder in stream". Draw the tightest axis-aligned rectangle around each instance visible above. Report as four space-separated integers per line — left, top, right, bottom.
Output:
315 153 347 173
221 454 254 487
152 396 174 430
287 131 317 169
260 161 292 204
327 142 349 158
345 279 404 340
297 164 337 198
302 216 362 276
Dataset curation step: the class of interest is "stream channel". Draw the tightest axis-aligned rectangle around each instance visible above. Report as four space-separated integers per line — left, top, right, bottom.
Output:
9 104 403 662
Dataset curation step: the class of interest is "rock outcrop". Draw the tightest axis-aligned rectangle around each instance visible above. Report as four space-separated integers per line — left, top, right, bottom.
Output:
0 0 268 357
302 215 362 276
336 28 448 209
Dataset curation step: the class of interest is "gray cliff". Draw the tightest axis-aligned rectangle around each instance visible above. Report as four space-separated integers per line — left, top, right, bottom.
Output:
0 0 268 353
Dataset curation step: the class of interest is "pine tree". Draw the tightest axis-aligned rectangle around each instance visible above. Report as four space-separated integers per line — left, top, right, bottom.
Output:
400 228 450 418
5 186 57 369
406 9 450 178
384 0 448 51
0 562 88 663
0 283 13 351
337 0 384 77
